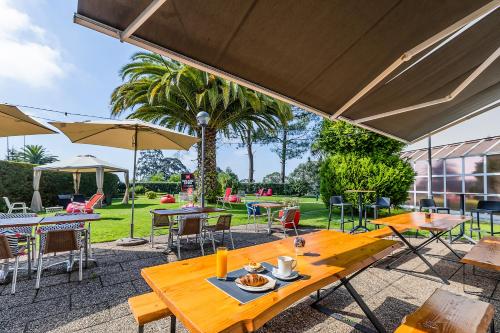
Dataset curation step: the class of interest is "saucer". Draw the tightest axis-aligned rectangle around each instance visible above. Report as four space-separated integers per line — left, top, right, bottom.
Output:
271 268 299 281
244 265 265 273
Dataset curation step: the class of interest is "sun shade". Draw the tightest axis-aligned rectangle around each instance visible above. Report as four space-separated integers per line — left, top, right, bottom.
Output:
0 104 56 137
74 0 500 143
34 155 127 173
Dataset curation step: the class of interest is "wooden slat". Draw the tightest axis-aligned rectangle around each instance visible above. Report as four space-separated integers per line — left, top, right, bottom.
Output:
358 226 409 239
141 230 401 333
395 289 494 333
370 212 470 232
128 292 172 325
461 236 500 272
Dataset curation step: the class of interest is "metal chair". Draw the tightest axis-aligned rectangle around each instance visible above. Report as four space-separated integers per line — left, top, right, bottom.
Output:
328 196 354 232
470 200 500 238
419 198 450 214
364 197 391 228
245 202 266 231
170 216 205 260
35 223 86 289
273 207 299 237
2 197 27 214
0 233 30 294
150 212 174 248
205 215 235 252
0 213 37 270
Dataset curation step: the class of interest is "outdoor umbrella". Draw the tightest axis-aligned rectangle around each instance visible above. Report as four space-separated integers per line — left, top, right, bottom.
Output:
50 120 199 246
0 104 56 137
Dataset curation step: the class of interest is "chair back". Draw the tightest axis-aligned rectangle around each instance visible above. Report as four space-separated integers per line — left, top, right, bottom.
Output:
72 194 85 203
266 188 273 196
0 234 14 260
280 208 298 227
420 198 436 209
223 188 232 199
57 194 72 209
214 215 232 231
151 212 172 227
376 197 391 207
2 197 11 209
38 223 82 254
246 202 261 216
86 193 105 209
257 188 264 196
178 216 203 236
329 196 344 205
477 200 500 211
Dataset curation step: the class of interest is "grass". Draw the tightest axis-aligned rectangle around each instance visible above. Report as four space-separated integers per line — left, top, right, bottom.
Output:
56 195 500 243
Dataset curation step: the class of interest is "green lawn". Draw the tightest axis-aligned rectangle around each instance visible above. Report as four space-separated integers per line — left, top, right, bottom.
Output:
63 195 499 243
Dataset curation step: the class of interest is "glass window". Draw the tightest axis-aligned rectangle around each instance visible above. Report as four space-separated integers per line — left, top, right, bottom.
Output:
487 175 500 194
446 176 462 193
464 156 483 174
432 177 444 192
445 158 462 175
464 175 484 193
486 196 500 202
465 195 485 211
405 193 414 206
446 194 461 210
433 194 444 207
487 154 500 173
432 160 444 175
415 178 428 192
414 161 428 176
416 193 428 207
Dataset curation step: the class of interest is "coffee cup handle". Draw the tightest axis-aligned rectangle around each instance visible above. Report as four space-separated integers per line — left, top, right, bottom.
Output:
291 259 297 270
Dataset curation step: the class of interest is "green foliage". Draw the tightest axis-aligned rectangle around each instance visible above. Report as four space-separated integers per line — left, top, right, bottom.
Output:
319 153 415 207
145 191 157 199
8 145 58 165
149 172 165 182
218 168 240 192
137 150 187 181
287 159 320 196
0 160 120 211
133 185 146 195
262 172 282 183
134 182 180 194
168 174 181 182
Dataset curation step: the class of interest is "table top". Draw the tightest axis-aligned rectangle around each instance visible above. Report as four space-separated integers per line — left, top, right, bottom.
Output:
141 230 401 333
152 207 225 216
345 189 375 193
461 236 500 272
0 214 101 228
370 212 470 232
253 202 285 208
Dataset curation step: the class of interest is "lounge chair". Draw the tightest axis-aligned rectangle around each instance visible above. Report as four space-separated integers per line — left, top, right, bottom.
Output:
216 188 233 208
2 197 27 214
66 193 104 214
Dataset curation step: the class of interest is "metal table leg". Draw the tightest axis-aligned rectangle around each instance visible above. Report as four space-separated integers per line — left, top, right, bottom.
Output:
266 208 272 235
351 192 369 233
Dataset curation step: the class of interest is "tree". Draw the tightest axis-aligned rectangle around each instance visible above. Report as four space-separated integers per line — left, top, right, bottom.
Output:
218 167 239 191
9 145 58 165
288 158 320 196
167 174 181 182
256 107 320 183
262 172 282 183
111 52 283 202
136 150 188 181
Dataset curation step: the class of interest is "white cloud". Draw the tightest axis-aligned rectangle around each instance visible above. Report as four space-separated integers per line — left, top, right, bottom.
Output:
0 0 66 88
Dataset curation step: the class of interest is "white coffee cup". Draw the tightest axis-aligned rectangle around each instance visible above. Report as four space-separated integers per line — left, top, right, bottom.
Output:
277 256 297 277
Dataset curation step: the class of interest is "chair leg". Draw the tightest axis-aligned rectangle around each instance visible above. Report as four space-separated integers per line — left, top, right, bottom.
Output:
292 223 298 236
328 205 332 230
177 235 181 260
11 256 19 294
490 214 494 236
35 256 43 289
229 230 235 249
211 232 216 253
340 206 345 232
79 248 83 282
138 324 144 333
199 234 205 256
170 316 176 333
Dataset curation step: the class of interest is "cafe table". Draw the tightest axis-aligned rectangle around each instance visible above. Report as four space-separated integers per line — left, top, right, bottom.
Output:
141 230 401 333
252 202 285 234
345 189 375 233
371 212 470 284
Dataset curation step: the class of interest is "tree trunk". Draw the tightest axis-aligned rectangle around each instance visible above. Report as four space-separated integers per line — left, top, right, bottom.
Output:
280 130 287 184
197 127 218 203
246 128 254 183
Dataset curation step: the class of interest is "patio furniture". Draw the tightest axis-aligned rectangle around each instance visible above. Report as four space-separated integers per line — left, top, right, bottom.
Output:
236 190 246 203
57 194 72 209
372 212 469 284
356 226 410 239
395 289 495 333
205 214 235 251
262 188 273 196
0 233 30 294
160 194 175 204
72 194 86 203
0 212 37 274
255 188 264 197
141 230 401 333
419 198 450 214
364 197 391 228
128 292 175 333
35 222 86 289
253 202 286 234
67 193 104 214
216 188 233 208
461 236 500 272
273 207 299 236
470 200 500 238
150 212 174 248
45 206 64 213
170 215 206 259
327 195 354 232
245 202 265 231
2 197 27 214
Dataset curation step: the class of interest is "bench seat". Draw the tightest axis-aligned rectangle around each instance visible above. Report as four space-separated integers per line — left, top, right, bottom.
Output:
128 292 174 333
395 289 494 333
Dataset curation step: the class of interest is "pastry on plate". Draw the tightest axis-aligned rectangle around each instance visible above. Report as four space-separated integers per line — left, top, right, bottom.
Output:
248 261 262 271
238 274 268 287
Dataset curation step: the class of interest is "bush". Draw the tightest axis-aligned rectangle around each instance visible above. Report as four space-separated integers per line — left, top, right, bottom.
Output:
133 185 145 195
145 191 157 199
135 182 180 194
319 153 414 207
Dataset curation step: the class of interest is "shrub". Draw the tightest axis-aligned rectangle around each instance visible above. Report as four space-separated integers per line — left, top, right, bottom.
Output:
319 153 414 207
133 185 145 195
145 191 157 199
135 182 180 193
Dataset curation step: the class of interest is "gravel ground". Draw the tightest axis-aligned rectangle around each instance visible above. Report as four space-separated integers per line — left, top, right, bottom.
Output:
0 225 497 333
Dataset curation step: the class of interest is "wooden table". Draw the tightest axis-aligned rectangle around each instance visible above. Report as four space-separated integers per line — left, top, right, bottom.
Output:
345 190 375 233
142 230 401 333
152 207 226 216
461 236 500 272
371 212 470 284
253 202 285 234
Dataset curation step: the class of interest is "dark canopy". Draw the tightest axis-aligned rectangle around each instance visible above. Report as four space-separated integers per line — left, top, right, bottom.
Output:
75 0 500 143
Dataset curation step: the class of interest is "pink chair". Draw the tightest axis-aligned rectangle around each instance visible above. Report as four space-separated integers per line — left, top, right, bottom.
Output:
255 188 264 197
66 193 104 214
216 188 233 208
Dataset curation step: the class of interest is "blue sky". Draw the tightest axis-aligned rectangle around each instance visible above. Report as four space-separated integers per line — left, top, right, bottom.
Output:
1 0 499 181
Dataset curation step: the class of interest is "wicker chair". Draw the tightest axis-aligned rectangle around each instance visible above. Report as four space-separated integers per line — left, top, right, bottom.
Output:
0 213 37 269
150 212 175 248
0 233 29 294
205 215 235 252
170 215 205 260
35 223 86 289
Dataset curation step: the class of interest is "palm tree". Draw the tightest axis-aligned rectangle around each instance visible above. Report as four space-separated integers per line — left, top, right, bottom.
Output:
110 52 290 202
15 145 58 165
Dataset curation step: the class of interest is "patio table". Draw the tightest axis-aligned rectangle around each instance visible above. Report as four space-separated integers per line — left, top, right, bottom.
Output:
152 207 225 216
345 189 375 233
253 202 285 234
461 236 500 272
371 212 470 284
141 230 401 333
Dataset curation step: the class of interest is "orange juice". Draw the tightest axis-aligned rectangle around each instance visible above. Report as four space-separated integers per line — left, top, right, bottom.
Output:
216 247 228 280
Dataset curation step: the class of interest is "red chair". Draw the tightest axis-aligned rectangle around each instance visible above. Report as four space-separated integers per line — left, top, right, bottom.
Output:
216 188 233 208
262 188 273 196
160 194 176 204
274 208 299 236
66 193 104 214
255 188 264 197
278 209 300 227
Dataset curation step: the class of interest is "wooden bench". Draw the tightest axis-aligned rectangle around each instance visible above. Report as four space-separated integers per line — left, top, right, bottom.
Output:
395 289 495 333
128 292 175 333
357 226 409 239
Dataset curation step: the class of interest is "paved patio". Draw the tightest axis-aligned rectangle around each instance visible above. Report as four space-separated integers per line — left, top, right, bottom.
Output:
0 226 498 333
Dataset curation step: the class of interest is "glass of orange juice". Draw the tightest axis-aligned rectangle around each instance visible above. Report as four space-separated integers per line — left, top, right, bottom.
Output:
216 247 228 280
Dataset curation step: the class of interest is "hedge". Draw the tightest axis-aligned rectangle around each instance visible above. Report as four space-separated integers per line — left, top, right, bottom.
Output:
0 160 121 212
135 182 181 194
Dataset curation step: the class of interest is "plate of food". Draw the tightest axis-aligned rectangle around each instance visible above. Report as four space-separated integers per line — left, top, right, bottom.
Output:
235 273 276 292
244 261 265 273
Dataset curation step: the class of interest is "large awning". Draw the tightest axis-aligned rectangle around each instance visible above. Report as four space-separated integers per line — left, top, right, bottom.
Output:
74 0 500 143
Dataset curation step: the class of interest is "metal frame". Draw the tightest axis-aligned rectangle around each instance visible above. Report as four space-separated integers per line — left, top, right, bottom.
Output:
350 192 370 233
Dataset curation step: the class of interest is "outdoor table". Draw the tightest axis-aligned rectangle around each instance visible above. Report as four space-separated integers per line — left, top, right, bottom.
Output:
461 236 500 272
371 212 470 284
152 207 225 216
253 202 285 234
141 230 401 333
345 189 375 233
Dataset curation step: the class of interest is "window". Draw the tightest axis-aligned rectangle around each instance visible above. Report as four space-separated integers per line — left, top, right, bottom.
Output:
415 178 428 192
487 154 500 173
432 177 444 192
487 175 500 194
465 195 485 211
445 158 462 175
464 175 484 194
446 176 462 193
464 156 483 174
414 161 428 176
432 160 444 175
446 194 461 210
